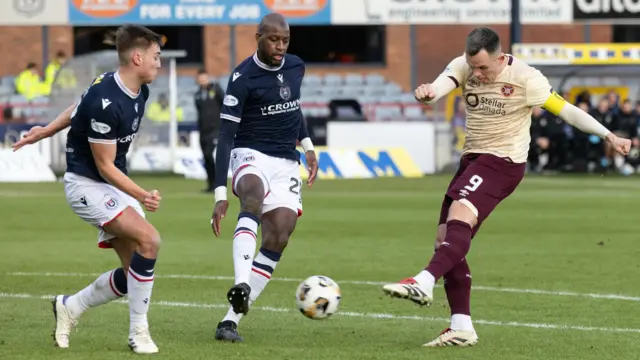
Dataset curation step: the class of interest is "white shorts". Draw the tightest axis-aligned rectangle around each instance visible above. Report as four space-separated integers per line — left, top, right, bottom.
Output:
63 172 145 248
230 148 302 216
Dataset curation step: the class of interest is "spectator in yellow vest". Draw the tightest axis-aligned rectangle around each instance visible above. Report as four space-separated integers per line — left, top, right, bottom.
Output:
146 93 184 122
42 51 77 95
15 63 43 100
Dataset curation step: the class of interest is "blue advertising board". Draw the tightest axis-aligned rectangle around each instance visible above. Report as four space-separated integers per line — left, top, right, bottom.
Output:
68 0 331 25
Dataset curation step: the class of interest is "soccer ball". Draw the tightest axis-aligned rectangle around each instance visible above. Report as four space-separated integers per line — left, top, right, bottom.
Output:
295 275 341 320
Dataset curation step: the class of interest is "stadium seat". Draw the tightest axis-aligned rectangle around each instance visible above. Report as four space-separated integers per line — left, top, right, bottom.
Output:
1 76 16 88
302 74 322 87
363 87 385 96
403 106 424 119
383 83 403 96
364 74 385 86
374 105 402 120
323 73 343 86
356 95 378 104
31 96 49 105
344 73 364 86
399 93 417 103
8 94 27 104
0 86 14 96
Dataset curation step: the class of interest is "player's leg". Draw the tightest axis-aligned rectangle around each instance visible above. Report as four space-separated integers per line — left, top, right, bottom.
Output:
52 236 132 339
435 203 476 336
216 158 300 343
52 175 136 349
226 170 267 315
215 159 268 342
422 155 524 347
247 207 296 305
102 206 161 354
382 163 466 306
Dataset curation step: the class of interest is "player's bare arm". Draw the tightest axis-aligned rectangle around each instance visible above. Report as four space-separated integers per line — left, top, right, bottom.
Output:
89 142 161 212
12 103 76 151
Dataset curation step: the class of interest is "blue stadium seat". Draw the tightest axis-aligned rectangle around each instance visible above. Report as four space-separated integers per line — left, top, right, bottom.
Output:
323 73 343 86
364 74 385 86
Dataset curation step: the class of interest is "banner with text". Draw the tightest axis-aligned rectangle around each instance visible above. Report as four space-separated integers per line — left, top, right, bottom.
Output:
332 0 572 24
573 0 640 22
0 0 68 25
68 0 331 25
128 146 423 180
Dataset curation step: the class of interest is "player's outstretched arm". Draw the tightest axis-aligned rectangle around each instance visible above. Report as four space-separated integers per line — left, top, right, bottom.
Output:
298 115 317 187
12 103 75 151
527 70 631 156
416 56 465 105
415 75 458 105
538 91 631 156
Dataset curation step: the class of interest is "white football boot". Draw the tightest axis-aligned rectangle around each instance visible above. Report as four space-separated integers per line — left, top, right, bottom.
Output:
52 295 78 348
128 325 159 354
382 278 433 306
423 328 479 347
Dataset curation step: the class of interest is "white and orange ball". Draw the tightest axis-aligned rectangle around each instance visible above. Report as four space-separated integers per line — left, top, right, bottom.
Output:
295 275 341 320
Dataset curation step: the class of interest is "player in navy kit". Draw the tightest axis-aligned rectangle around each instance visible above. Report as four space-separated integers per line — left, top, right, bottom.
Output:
210 13 318 342
13 25 164 354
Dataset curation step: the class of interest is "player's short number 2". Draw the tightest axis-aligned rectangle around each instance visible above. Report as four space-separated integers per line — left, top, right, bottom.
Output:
464 175 483 192
289 177 300 195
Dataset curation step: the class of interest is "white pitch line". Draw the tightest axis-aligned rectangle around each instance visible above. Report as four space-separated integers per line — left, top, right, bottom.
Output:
6 271 640 302
0 292 639 334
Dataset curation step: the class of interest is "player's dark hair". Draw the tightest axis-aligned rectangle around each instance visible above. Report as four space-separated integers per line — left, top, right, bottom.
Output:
465 27 501 56
114 25 163 65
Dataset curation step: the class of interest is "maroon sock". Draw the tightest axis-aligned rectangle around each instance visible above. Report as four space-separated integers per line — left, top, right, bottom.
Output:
426 220 472 280
444 258 472 315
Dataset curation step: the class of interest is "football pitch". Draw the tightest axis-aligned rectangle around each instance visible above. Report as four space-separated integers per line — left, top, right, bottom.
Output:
1 174 639 359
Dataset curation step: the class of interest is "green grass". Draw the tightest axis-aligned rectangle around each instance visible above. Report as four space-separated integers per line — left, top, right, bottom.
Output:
1 174 640 359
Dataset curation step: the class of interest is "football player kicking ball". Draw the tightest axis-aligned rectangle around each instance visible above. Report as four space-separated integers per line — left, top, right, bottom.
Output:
210 13 318 342
382 27 631 347
13 25 164 354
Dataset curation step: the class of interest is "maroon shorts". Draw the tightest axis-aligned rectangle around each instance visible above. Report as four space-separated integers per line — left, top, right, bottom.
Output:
439 153 526 231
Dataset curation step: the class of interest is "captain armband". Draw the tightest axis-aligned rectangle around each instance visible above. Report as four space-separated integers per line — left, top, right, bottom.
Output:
541 91 567 116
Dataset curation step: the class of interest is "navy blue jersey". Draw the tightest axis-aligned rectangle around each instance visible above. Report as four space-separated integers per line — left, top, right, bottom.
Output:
214 52 309 189
222 52 305 159
65 71 149 182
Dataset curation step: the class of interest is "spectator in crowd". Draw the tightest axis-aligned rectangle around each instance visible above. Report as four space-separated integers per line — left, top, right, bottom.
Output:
146 93 184 123
14 62 43 100
606 90 620 115
635 100 640 129
2 106 14 124
612 99 640 169
571 102 594 172
575 90 592 110
588 97 614 170
529 106 566 171
194 69 224 193
42 50 77 95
